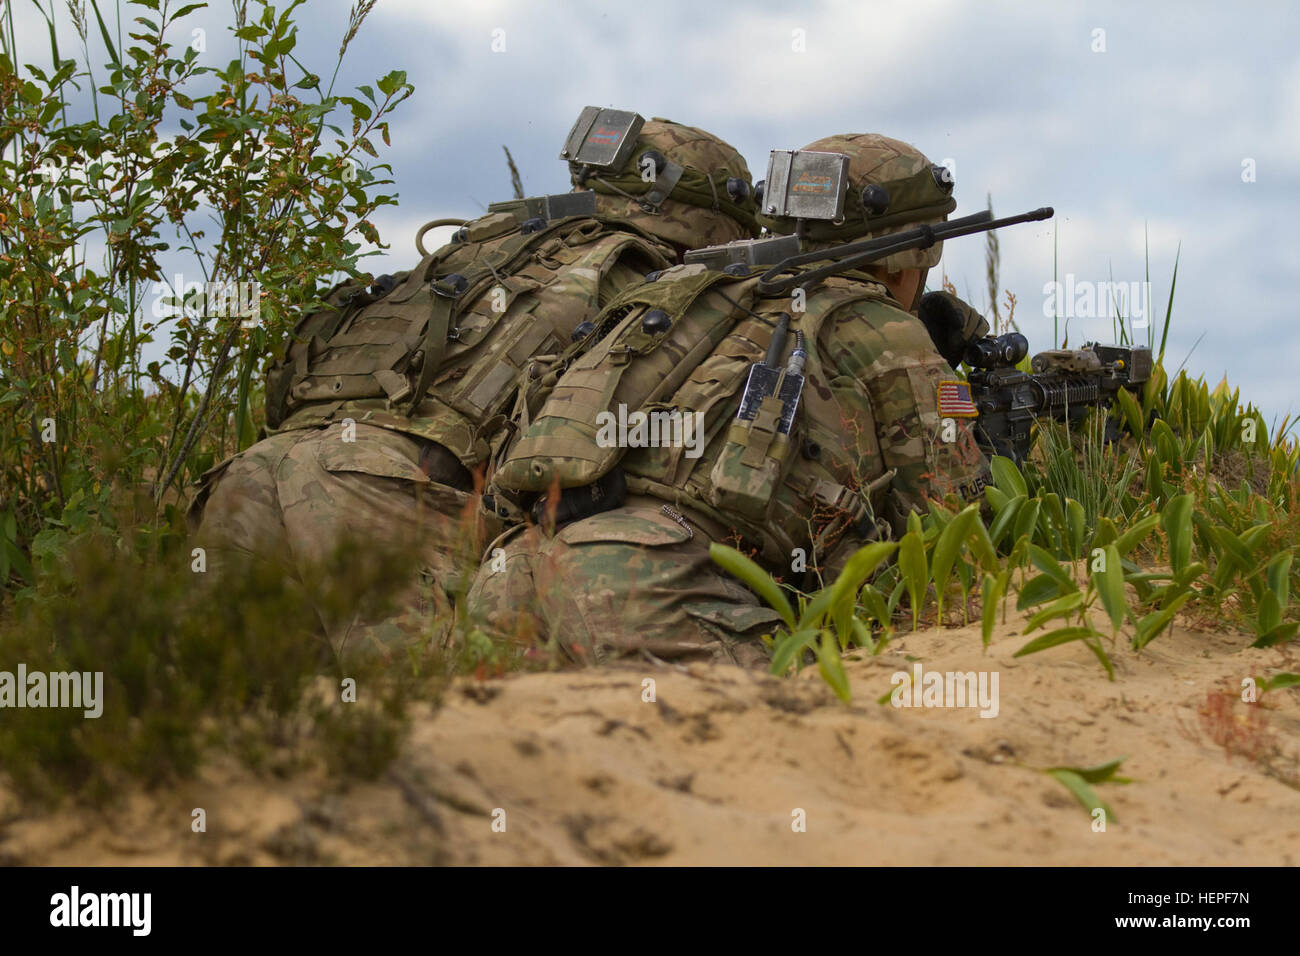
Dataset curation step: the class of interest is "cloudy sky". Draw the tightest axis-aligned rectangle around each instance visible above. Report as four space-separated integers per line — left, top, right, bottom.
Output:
18 0 1300 429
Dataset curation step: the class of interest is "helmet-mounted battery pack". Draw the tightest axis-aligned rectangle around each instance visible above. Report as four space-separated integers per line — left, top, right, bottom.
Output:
761 149 850 221
560 107 644 170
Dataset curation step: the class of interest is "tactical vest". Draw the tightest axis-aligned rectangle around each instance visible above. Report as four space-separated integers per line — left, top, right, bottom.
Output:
490 263 902 568
264 212 674 471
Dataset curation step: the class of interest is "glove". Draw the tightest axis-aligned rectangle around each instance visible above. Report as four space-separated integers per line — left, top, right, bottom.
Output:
918 291 990 368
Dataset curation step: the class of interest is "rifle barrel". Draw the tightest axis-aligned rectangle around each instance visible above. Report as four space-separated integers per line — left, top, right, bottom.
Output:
757 206 1055 296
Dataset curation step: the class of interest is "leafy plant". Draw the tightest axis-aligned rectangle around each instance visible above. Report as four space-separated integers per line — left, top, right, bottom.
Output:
0 0 412 596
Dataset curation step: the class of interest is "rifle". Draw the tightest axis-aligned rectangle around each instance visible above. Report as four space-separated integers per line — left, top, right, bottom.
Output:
962 332 1152 463
695 192 1149 466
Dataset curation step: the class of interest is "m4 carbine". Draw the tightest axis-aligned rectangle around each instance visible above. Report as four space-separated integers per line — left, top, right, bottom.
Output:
963 332 1152 463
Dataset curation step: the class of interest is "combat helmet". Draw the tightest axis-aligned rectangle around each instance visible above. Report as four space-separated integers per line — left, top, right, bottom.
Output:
758 133 956 273
560 107 759 251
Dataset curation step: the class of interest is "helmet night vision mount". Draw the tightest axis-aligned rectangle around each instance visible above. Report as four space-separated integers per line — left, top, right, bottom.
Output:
684 148 851 272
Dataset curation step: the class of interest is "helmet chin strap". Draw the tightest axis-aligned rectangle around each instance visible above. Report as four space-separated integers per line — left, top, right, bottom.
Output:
908 268 929 313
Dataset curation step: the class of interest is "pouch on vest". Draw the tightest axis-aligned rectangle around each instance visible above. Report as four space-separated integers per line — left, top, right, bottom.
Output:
492 265 758 493
708 314 805 520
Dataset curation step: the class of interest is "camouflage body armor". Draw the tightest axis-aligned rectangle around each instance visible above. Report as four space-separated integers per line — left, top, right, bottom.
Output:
488 261 985 577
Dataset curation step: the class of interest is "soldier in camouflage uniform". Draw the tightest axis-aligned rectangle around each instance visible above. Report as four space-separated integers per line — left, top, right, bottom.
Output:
187 109 759 659
466 133 991 665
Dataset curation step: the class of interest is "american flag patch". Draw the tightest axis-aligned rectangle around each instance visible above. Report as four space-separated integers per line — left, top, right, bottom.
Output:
937 380 978 418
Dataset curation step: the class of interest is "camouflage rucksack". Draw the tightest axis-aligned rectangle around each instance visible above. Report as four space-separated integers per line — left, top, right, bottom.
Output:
262 105 761 475
263 209 675 470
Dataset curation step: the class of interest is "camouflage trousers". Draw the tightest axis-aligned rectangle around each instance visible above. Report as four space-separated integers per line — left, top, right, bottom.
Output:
188 422 495 660
465 496 782 666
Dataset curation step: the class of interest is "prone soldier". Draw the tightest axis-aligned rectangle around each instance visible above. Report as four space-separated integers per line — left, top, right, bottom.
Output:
187 107 759 660
466 133 1006 665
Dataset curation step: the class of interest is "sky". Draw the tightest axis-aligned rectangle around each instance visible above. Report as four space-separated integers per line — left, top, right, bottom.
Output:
15 0 1300 430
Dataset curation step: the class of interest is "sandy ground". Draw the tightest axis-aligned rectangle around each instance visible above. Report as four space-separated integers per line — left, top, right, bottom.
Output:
3 609 1299 865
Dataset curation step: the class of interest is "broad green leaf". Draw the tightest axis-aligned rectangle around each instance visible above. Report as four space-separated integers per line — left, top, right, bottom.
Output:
1023 591 1084 633
1114 513 1161 557
1239 523 1272 553
1016 572 1066 611
1046 769 1116 821
981 570 1008 648
1095 544 1126 632
1115 385 1144 438
710 542 795 630
990 455 1028 498
1014 625 1097 658
1133 590 1193 650
850 616 874 652
1257 591 1282 637
1013 498 1042 546
1040 492 1067 554
797 585 835 631
1047 755 1129 784
828 541 898 639
1028 543 1075 589
1266 552 1293 609
1091 516 1119 550
898 530 927 631
887 578 906 618
989 494 1025 547
1262 672 1300 693
1145 452 1166 503
769 629 819 675
1252 623 1300 649
1161 494 1194 574
859 584 891 629
930 506 978 619
1210 524 1251 571
1066 498 1086 560
967 516 1000 572
816 630 851 703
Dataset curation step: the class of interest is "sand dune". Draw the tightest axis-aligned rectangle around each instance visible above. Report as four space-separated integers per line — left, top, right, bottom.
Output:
3 613 1298 865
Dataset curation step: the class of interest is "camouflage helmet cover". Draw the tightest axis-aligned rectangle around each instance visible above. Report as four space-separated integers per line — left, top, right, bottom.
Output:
570 117 760 250
759 133 956 271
